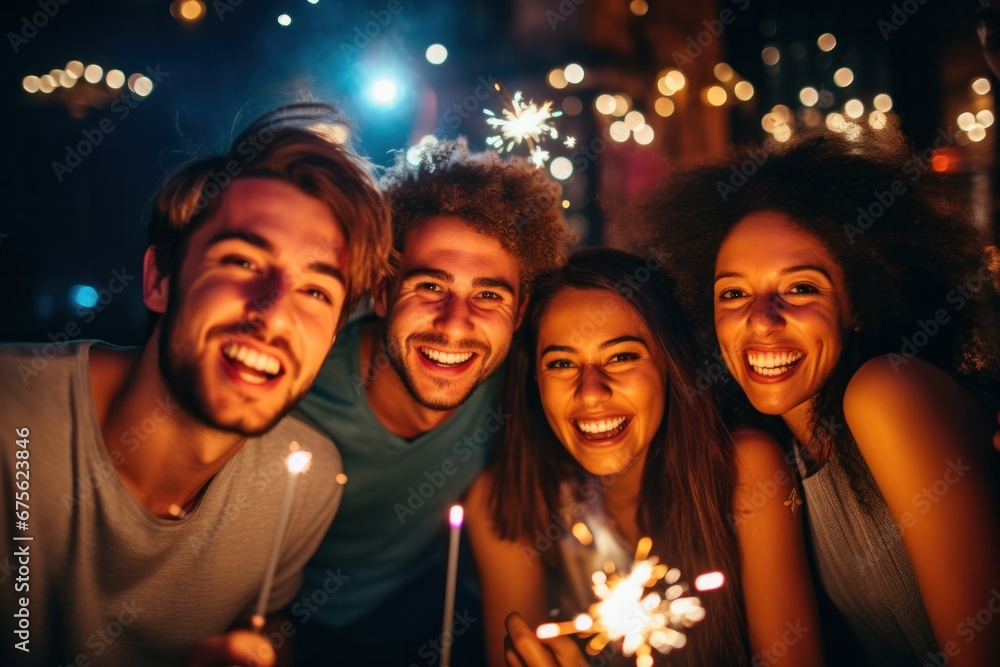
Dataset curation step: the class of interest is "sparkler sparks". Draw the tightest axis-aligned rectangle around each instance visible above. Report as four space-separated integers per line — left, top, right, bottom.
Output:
484 78 562 167
536 537 723 665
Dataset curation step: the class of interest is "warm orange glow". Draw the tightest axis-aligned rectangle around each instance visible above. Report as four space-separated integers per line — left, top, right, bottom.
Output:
179 0 206 21
931 154 950 172
706 85 727 106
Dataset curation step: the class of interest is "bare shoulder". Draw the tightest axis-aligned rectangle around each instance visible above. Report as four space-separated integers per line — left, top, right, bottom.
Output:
464 466 500 525
731 426 793 480
845 355 959 404
843 355 985 448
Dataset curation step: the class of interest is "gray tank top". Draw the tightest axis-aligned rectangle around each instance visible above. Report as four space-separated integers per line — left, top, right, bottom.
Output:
796 447 938 664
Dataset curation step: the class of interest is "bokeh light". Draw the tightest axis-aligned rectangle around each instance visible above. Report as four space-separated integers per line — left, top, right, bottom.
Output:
425 44 448 65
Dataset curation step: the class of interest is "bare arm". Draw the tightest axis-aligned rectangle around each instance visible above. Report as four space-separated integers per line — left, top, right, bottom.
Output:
843 356 1000 666
730 428 824 666
466 469 550 667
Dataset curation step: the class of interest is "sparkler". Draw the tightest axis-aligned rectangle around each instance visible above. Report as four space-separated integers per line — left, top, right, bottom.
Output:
439 504 464 667
250 442 313 633
536 537 724 667
484 77 570 167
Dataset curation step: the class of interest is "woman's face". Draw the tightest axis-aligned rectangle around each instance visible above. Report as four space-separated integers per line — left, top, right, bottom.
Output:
536 287 667 477
713 211 853 426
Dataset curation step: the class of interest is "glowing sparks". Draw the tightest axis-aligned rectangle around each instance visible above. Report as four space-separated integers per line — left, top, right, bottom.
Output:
530 145 550 167
485 94 557 149
484 80 563 167
537 538 717 665
564 136 577 149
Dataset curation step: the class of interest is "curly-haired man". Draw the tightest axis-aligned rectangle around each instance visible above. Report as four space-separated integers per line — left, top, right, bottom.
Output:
293 138 574 664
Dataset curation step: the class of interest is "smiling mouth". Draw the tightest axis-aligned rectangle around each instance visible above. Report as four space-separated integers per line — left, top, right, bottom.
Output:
419 347 476 368
222 342 283 384
746 350 804 377
574 416 629 440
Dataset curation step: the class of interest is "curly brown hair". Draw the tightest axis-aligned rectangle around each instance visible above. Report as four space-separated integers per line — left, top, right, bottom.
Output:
625 123 1000 504
380 137 575 295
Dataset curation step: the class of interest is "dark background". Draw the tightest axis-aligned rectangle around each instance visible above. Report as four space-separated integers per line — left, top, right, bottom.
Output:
0 0 992 344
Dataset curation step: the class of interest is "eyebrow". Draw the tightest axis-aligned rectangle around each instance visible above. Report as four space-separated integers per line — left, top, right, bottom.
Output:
402 268 516 296
714 264 835 283
540 335 650 356
208 230 346 286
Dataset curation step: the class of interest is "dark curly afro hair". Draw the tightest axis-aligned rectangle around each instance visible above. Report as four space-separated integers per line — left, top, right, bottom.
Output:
624 121 1000 505
381 137 576 296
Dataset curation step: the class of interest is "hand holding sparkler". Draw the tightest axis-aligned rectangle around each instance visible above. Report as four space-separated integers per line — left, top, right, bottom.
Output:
535 538 725 667
503 612 589 667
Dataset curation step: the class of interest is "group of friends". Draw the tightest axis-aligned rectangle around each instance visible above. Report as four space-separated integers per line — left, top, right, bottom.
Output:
2 102 999 667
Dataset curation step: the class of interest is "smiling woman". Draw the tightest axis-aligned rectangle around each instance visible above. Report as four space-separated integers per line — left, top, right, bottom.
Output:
465 248 824 667
632 126 1000 666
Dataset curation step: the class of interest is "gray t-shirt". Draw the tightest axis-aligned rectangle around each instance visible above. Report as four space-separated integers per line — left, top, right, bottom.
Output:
0 340 344 667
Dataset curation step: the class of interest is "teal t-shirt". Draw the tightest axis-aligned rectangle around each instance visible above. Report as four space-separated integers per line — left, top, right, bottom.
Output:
294 315 505 627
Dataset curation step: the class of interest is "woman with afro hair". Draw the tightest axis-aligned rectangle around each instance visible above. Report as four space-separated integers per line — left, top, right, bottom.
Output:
628 123 1000 666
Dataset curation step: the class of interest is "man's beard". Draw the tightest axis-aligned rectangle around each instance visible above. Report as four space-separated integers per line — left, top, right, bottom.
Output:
156 288 306 437
382 321 504 411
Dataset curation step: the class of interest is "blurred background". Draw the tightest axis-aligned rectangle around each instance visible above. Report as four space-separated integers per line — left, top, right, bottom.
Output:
0 0 996 343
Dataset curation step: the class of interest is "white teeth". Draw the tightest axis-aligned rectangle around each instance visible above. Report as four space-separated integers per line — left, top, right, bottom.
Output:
223 343 282 377
576 416 627 434
421 348 474 366
747 350 803 375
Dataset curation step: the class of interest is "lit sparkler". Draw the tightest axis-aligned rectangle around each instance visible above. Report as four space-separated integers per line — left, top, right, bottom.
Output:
536 537 724 667
251 442 313 633
484 77 562 166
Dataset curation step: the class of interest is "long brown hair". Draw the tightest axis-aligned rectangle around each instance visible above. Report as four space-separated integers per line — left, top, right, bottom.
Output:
489 248 749 665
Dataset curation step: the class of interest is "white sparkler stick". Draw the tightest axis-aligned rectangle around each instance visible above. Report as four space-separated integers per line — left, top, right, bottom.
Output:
439 504 464 667
251 442 312 633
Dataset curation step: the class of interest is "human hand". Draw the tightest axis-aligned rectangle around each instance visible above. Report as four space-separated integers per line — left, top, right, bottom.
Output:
186 630 276 667
503 612 589 667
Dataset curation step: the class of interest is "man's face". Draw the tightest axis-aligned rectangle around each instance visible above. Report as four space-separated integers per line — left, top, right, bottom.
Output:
377 216 523 410
152 177 349 436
